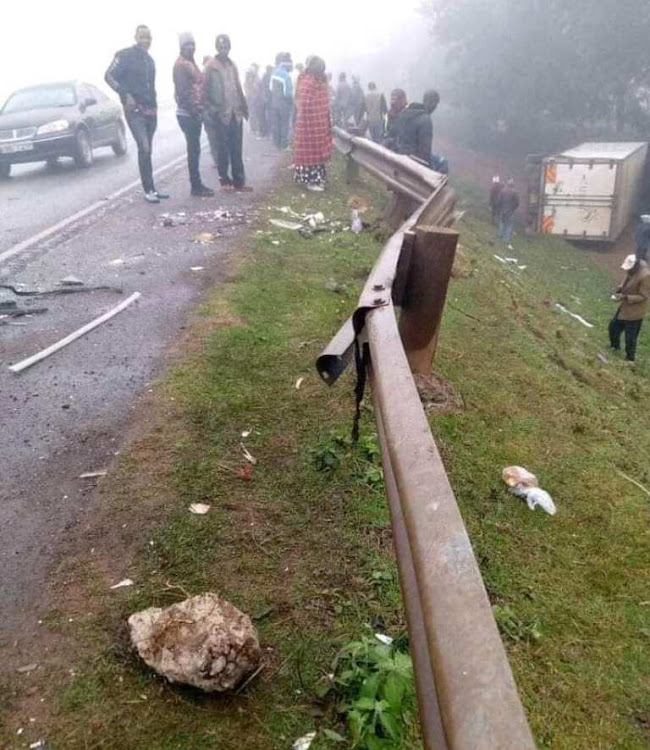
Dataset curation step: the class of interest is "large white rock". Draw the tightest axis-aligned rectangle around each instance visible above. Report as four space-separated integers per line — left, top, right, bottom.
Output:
128 593 260 692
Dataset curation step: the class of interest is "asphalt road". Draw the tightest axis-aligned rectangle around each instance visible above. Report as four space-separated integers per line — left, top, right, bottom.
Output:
0 121 281 656
0 109 184 253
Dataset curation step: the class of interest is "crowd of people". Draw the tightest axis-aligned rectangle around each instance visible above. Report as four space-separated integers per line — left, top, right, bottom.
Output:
104 25 446 201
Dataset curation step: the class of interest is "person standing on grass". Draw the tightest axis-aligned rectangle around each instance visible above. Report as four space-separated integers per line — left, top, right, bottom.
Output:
292 56 333 192
489 175 503 223
384 88 407 151
496 178 520 244
105 25 169 204
204 34 252 192
364 82 387 143
269 53 294 150
609 217 650 363
173 33 214 197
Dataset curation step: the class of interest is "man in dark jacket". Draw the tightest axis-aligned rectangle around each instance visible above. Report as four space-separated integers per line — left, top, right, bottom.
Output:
173 33 213 197
395 89 440 166
204 34 251 191
105 25 169 203
496 179 520 244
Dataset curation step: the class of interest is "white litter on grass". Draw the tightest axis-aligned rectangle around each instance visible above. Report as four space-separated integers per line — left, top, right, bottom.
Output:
510 486 557 515
505 257 519 263
292 733 317 750
295 377 305 390
270 219 303 231
189 503 211 515
110 579 134 590
109 258 125 266
375 633 394 646
241 429 252 438
271 240 280 246
494 255 507 263
30 742 48 750
190 266 205 272
17 663 38 674
79 471 107 479
241 444 258 465
555 303 594 329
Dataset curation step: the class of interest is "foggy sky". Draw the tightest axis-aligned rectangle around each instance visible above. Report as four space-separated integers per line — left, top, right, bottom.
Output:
2 1 422 103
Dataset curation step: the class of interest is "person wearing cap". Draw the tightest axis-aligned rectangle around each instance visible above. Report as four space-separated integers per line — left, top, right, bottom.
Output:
105 25 170 203
269 53 294 150
489 176 503 224
609 216 650 362
173 34 214 197
203 34 251 192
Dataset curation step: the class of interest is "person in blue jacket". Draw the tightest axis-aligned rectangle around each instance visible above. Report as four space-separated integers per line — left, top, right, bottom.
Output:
269 53 294 150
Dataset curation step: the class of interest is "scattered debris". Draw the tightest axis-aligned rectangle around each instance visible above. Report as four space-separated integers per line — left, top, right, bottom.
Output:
292 733 317 750
295 377 305 390
502 466 557 515
494 254 506 263
0 283 122 297
29 741 49 750
192 232 218 245
17 663 38 674
110 579 135 590
241 429 252 438
271 240 280 246
60 275 84 286
615 469 650 498
79 471 107 479
160 212 188 227
270 219 303 231
351 209 363 234
109 258 125 266
128 593 261 692
555 303 594 329
241 444 257 465
9 292 141 374
375 633 394 646
190 266 205 271
189 503 211 515
597 353 609 365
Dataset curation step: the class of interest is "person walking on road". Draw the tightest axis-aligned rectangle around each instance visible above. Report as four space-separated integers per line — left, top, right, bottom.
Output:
496 178 520 244
173 33 214 197
364 82 387 143
269 53 294 150
609 217 650 363
105 25 169 204
384 88 407 150
395 89 440 165
292 56 333 192
204 34 251 192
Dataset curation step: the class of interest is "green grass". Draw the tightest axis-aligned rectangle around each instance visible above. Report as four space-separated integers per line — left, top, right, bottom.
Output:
3 161 649 749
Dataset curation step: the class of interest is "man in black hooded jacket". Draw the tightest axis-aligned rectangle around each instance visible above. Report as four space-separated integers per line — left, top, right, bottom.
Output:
395 90 440 166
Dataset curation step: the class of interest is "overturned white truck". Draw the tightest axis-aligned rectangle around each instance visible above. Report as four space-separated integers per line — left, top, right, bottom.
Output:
527 142 649 242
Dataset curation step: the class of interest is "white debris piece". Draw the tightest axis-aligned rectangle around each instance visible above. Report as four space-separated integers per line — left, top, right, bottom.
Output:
79 471 107 479
189 503 211 515
375 633 394 646
270 219 303 231
110 579 135 590
555 303 594 329
510 486 557 515
292 733 317 750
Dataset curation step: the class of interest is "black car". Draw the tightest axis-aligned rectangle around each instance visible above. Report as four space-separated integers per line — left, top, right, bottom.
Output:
0 81 127 178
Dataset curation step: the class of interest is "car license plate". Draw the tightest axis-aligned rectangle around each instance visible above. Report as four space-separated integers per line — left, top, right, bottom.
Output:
0 141 34 154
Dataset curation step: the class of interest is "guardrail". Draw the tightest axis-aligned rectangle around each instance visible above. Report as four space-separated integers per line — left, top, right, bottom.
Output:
317 131 536 749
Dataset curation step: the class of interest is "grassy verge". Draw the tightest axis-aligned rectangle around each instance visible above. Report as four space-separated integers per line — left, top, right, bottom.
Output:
3 161 649 750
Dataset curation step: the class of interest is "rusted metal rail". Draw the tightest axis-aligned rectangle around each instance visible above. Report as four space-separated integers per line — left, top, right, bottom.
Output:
317 134 536 749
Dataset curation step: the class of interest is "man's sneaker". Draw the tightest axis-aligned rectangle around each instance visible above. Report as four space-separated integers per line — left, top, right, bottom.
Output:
144 191 160 204
191 185 215 197
155 190 170 199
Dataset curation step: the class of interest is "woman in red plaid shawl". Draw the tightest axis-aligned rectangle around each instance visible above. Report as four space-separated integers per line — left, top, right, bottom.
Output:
293 56 332 191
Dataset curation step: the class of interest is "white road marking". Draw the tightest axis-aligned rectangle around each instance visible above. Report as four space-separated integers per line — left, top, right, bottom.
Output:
0 155 185 265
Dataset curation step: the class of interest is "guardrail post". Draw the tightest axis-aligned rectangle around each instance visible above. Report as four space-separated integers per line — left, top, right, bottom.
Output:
398 226 458 375
384 192 419 230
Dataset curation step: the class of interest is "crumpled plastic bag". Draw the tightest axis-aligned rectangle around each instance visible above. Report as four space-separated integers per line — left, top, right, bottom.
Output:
509 486 557 516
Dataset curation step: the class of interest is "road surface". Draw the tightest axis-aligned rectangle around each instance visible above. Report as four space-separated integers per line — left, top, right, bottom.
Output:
0 120 281 658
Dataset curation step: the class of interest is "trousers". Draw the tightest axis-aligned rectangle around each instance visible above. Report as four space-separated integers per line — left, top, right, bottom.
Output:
125 109 157 193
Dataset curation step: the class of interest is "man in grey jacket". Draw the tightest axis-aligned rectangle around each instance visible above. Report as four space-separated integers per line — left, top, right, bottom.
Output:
203 34 251 191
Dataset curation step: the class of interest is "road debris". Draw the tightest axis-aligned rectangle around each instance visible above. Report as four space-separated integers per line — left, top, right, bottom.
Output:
189 503 211 515
160 212 188 227
375 633 394 646
351 209 363 233
295 377 305 390
241 429 252 438
241 444 257 465
270 219 303 231
503 466 557 515
60 275 84 286
502 466 538 488
292 732 317 750
0 283 122 297
17 663 38 674
128 593 261 692
79 471 108 479
110 579 134 590
555 303 594 329
190 266 205 272
9 292 141 374
29 741 50 750
192 232 219 245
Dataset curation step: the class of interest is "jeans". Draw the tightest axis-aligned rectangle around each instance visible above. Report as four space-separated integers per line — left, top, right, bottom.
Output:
213 114 245 188
609 314 643 361
203 117 219 166
177 115 203 190
499 213 515 243
270 106 291 150
125 109 157 193
368 121 384 143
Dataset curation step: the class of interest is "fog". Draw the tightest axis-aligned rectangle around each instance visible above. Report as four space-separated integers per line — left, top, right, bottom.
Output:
2 1 425 104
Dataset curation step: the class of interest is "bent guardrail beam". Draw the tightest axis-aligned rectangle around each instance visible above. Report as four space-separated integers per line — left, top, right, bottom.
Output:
317 132 536 749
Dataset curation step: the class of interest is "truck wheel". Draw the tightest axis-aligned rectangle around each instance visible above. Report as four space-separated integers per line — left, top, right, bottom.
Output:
0 163 11 179
112 121 128 157
74 129 93 168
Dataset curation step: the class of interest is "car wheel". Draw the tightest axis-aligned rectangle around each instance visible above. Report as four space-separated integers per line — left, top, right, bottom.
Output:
74 129 93 168
0 163 11 179
112 121 128 157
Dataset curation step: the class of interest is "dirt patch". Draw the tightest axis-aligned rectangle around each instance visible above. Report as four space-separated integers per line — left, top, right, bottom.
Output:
414 372 464 414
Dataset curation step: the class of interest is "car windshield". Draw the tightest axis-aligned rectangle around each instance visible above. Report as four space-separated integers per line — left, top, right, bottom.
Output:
2 85 76 114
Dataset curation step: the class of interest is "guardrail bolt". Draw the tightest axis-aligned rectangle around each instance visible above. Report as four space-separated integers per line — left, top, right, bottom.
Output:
372 284 385 291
